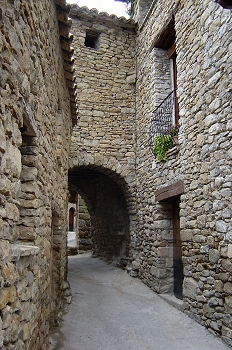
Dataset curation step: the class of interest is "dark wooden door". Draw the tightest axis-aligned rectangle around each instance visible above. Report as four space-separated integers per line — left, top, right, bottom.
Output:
69 207 75 231
173 198 183 299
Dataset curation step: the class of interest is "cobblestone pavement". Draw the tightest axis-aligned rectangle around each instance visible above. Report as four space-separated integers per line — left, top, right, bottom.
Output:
49 254 230 350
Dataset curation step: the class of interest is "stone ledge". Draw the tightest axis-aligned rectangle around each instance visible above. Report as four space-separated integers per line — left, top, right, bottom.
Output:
167 145 180 156
11 244 40 261
159 293 184 312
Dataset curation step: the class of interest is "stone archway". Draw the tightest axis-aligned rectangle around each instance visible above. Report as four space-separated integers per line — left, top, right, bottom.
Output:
68 163 137 268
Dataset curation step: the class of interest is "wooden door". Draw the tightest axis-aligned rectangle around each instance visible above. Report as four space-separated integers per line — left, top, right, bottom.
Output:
173 198 183 299
69 207 75 231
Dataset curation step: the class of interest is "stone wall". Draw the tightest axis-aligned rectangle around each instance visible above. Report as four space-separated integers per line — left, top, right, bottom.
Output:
69 6 138 263
134 0 232 345
78 196 92 252
4 0 229 347
0 0 74 348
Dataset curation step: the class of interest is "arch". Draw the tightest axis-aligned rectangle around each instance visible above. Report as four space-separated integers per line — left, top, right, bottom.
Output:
68 163 137 267
69 155 137 216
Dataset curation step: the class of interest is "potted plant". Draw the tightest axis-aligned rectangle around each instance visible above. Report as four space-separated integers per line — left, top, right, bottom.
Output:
152 134 173 161
166 124 179 145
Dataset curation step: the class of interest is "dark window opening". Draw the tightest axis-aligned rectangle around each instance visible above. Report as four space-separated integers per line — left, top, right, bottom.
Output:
85 32 99 49
69 207 75 232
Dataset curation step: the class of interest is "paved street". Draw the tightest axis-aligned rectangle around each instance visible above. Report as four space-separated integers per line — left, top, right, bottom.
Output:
50 253 230 350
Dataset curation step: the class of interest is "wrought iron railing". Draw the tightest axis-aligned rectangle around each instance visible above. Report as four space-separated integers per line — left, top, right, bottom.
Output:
149 90 177 149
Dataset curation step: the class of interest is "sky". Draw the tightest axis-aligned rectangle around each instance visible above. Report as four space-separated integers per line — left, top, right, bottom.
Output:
67 0 129 18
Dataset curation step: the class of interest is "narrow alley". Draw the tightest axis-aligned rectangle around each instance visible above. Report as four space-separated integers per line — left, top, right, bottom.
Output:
49 254 230 350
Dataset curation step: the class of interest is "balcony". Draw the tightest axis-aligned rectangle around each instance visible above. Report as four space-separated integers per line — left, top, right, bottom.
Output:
149 90 179 161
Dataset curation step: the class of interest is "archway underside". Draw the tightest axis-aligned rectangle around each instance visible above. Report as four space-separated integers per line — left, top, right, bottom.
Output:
68 166 134 267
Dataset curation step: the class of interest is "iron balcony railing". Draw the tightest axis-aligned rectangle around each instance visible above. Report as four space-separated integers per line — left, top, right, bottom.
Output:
149 89 177 150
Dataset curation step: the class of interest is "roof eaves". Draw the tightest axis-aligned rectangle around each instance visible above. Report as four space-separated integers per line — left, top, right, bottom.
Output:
55 0 78 126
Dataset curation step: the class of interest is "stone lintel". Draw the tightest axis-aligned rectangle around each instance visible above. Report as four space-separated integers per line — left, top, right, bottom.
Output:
155 180 184 202
11 244 39 261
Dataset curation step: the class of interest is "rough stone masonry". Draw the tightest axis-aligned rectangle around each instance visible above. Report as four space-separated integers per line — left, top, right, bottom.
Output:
0 0 76 348
0 0 232 348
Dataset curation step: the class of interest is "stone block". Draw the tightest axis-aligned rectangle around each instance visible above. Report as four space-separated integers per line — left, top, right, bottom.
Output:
183 277 198 300
180 229 193 241
224 282 232 295
17 225 36 240
5 203 19 221
225 296 232 313
126 73 136 84
6 144 21 178
3 313 20 343
152 220 171 229
0 122 6 153
0 222 18 241
228 244 232 259
132 259 140 270
157 247 170 258
214 280 224 292
222 325 232 347
0 286 17 309
0 176 11 196
209 248 220 263
19 198 41 209
0 240 11 260
20 166 38 182
215 220 227 233
150 266 167 279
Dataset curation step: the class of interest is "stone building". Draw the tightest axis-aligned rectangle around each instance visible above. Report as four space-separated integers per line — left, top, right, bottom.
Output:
0 0 77 348
134 0 232 345
0 0 231 348
68 5 137 266
69 0 232 346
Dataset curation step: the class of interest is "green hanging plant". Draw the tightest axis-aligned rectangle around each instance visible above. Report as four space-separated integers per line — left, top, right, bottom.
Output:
152 135 173 161
126 0 137 16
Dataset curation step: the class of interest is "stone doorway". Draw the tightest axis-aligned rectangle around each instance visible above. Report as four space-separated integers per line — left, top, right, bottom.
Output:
155 181 184 297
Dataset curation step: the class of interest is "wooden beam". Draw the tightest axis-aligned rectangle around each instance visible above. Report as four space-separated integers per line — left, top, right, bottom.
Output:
155 180 184 202
168 43 176 59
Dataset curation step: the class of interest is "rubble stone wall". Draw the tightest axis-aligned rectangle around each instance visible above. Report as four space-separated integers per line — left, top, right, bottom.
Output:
78 196 92 252
0 0 73 348
135 0 232 345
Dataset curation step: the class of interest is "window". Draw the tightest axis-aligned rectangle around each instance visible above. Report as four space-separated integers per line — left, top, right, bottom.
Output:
153 18 178 125
150 18 180 155
168 43 179 125
85 31 100 49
